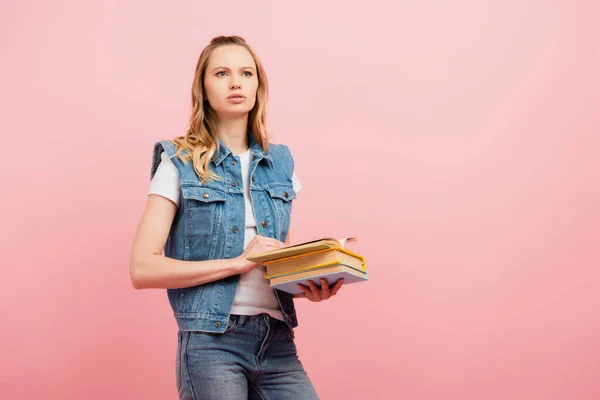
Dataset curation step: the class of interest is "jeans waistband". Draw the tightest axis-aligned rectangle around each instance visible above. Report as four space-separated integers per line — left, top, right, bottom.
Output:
230 313 285 328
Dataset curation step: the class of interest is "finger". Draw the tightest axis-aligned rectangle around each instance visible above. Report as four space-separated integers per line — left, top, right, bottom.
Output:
298 284 317 301
264 243 286 252
296 284 311 295
258 240 286 250
330 278 344 296
307 280 320 296
320 278 330 299
257 235 285 245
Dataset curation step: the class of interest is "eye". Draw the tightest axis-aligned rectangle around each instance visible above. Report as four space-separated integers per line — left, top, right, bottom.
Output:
242 71 253 77
216 71 227 77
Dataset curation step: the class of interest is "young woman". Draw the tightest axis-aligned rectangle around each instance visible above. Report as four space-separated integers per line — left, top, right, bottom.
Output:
129 35 344 399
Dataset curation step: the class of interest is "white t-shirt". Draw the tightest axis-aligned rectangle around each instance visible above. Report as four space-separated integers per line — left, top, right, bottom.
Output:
148 149 302 321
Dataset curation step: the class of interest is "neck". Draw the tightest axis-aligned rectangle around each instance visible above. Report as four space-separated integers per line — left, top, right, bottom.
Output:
216 115 250 155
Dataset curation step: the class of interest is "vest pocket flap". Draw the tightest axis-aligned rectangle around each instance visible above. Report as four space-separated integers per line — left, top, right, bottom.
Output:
181 186 227 203
266 186 296 202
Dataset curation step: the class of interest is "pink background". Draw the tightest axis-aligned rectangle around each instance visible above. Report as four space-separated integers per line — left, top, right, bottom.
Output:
2 1 599 399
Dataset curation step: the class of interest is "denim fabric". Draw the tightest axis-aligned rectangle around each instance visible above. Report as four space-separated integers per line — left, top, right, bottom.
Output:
176 313 319 400
149 131 299 332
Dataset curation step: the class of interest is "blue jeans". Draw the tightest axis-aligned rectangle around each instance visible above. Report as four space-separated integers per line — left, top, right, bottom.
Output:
176 313 320 399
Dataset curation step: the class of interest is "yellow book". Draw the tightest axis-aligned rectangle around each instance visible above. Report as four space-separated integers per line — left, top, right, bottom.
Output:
264 249 365 279
246 236 359 265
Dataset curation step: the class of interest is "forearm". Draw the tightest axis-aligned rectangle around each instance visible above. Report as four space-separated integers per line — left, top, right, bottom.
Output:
130 254 243 290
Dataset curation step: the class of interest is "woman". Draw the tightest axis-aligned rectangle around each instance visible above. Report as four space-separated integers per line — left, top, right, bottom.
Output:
129 35 343 399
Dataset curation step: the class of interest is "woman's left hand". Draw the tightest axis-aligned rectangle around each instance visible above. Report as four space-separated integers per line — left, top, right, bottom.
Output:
295 278 344 302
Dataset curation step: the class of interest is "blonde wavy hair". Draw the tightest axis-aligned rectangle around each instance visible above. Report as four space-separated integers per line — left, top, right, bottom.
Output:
169 35 271 182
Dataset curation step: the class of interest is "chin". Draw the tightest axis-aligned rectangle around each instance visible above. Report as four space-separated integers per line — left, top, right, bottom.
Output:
216 105 254 116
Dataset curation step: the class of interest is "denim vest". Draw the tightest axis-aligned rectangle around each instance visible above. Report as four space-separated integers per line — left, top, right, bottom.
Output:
150 132 299 333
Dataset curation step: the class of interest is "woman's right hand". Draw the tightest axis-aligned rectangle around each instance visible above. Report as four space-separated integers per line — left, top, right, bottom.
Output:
234 235 287 274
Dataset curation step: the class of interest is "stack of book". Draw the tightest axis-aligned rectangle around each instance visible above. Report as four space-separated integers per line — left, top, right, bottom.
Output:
246 237 368 294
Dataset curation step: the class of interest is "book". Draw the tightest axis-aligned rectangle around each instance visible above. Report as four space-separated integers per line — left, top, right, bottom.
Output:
246 236 368 295
246 237 359 265
264 249 365 278
269 263 368 295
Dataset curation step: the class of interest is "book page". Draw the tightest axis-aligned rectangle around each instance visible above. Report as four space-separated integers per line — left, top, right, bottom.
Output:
336 237 358 248
247 236 359 264
284 237 358 249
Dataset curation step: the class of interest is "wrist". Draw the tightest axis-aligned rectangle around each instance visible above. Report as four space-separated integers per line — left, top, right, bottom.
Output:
231 255 252 273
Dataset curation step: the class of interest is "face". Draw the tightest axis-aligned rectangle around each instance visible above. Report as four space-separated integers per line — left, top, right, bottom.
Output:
203 45 259 117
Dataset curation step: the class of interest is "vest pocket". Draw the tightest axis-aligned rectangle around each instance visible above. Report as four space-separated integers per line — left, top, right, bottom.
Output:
181 186 228 203
181 186 227 261
266 186 296 201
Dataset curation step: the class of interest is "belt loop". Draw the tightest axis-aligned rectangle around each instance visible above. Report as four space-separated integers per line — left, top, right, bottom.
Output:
237 315 246 327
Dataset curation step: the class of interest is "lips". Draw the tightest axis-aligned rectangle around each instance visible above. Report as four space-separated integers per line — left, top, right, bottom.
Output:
227 94 246 99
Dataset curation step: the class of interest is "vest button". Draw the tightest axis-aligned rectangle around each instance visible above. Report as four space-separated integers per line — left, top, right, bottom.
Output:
232 226 239 233
232 182 237 187
232 160 237 166
262 221 267 228
215 322 221 328
284 192 289 198
252 156 257 161
202 193 209 199
251 177 255 182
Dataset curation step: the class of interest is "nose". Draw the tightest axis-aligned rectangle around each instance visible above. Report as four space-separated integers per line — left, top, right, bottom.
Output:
230 75 242 90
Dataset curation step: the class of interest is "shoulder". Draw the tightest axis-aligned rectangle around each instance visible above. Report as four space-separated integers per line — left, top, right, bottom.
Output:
151 139 185 180
267 142 295 162
153 139 180 158
152 139 192 168
267 142 291 154
267 143 295 172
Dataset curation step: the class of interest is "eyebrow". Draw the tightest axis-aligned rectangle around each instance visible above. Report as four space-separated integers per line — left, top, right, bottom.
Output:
211 66 256 71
